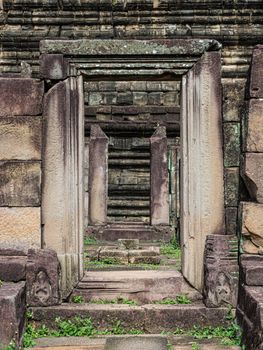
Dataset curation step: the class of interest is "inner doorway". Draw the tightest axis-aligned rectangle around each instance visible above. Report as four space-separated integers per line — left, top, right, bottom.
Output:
84 78 181 244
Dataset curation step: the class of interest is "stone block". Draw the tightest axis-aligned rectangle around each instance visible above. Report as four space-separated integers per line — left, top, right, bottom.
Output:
0 116 41 160
102 92 117 105
116 92 133 105
0 282 26 349
133 92 148 106
223 79 246 121
225 207 238 236
0 256 27 282
99 247 129 264
105 336 167 350
250 46 263 98
26 248 62 306
224 167 239 206
0 161 41 206
223 123 240 167
148 92 162 105
245 99 263 152
128 247 160 265
240 202 263 252
0 207 41 252
130 81 147 91
0 78 44 116
89 92 103 105
40 54 68 80
204 235 239 307
118 239 139 250
146 82 162 91
242 153 263 203
129 255 160 265
162 92 178 106
240 255 263 286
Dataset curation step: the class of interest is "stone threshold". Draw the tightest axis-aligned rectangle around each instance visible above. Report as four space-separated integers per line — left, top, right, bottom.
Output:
30 303 231 333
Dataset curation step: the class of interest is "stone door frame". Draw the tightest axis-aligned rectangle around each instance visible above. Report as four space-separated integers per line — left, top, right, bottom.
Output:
40 39 225 295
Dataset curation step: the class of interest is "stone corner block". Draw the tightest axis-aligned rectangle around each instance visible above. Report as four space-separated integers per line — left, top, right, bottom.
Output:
245 99 263 152
250 46 263 98
242 153 263 203
240 201 263 254
0 281 26 349
0 207 41 253
40 54 68 80
240 254 263 286
26 248 62 306
0 78 44 116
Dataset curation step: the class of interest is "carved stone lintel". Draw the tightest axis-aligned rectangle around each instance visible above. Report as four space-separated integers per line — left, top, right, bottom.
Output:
26 248 61 306
204 235 239 307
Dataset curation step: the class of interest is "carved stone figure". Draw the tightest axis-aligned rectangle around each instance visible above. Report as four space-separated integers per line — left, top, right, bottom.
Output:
26 249 61 306
31 270 52 304
204 235 239 307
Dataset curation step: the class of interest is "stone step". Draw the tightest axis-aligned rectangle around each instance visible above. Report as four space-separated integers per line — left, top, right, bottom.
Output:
0 281 26 348
30 303 231 333
29 335 241 350
86 225 172 242
70 270 200 304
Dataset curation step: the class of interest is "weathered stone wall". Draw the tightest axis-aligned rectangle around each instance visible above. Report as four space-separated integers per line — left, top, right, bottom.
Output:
1 1 257 236
240 45 263 255
0 78 44 253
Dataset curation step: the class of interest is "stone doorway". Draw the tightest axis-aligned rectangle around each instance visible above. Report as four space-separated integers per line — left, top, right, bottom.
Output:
41 39 225 296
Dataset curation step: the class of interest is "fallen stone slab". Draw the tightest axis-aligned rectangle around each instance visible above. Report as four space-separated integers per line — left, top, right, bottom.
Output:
105 335 167 350
0 282 26 349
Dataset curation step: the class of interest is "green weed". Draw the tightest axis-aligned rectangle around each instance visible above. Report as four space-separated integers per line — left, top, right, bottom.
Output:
90 297 138 306
21 316 143 348
72 295 84 304
154 294 191 305
173 322 242 346
84 236 97 245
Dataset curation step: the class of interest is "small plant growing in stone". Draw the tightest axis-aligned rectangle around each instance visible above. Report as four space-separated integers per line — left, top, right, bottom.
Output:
0 279 3 288
90 297 137 306
191 343 200 350
72 295 84 304
155 294 191 305
175 294 191 304
84 236 97 245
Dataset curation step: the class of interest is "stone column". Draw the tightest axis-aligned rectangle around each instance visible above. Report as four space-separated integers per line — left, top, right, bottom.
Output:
181 52 225 291
42 76 84 298
88 125 108 225
150 126 169 226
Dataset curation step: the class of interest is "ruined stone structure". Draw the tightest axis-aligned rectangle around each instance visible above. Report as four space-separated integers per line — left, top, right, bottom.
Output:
0 1 263 349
